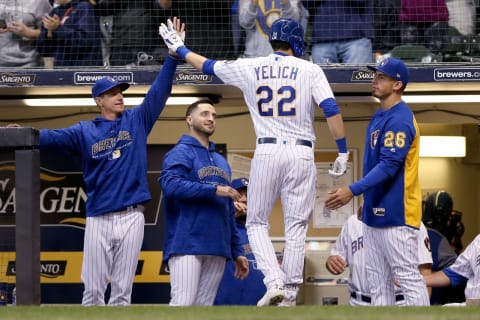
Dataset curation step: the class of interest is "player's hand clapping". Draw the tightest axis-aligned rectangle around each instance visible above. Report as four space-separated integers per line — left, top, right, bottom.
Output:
42 14 60 31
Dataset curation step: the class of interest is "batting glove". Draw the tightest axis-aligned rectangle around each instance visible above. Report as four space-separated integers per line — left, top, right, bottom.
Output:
159 19 184 52
328 152 349 178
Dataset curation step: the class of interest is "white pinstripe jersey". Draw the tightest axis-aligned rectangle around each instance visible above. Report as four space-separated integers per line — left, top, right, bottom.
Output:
213 54 335 141
448 234 480 299
331 216 432 295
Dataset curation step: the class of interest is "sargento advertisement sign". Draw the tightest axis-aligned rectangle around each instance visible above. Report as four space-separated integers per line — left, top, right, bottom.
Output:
0 72 36 85
0 162 160 228
0 144 225 303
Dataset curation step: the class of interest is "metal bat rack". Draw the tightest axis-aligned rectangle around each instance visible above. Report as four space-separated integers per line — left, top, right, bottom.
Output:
0 127 41 305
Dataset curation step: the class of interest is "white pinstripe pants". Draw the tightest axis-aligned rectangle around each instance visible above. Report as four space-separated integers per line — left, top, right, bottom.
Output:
246 143 315 290
363 224 430 306
168 254 226 306
81 208 144 306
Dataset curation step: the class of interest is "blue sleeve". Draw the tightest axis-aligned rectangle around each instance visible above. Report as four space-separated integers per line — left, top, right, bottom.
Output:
36 28 50 56
349 164 391 196
57 3 98 47
319 97 340 118
135 55 178 132
443 268 469 287
202 59 217 75
230 207 244 259
39 126 82 155
159 146 217 200
37 4 99 56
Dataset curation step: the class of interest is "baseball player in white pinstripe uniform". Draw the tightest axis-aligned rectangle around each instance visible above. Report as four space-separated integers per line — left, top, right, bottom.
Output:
424 233 480 302
160 17 349 306
327 210 432 306
325 58 430 306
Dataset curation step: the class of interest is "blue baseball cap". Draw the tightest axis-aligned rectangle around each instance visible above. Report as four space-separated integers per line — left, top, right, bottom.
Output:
367 57 409 86
232 178 249 190
92 77 130 98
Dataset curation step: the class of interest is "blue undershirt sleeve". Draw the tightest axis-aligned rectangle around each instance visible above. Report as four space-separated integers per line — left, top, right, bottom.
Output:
202 59 217 75
443 268 469 287
319 97 340 118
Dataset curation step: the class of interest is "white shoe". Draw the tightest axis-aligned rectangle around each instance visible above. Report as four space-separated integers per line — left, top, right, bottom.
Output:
278 299 296 307
257 287 285 306
278 285 298 307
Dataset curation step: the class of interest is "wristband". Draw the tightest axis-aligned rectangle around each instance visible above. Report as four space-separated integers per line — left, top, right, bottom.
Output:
177 46 191 60
335 137 348 153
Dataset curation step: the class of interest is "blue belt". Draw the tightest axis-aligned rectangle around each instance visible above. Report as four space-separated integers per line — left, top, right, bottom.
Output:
257 137 312 148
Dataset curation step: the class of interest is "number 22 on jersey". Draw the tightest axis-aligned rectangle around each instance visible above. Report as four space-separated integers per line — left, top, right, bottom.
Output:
256 85 296 117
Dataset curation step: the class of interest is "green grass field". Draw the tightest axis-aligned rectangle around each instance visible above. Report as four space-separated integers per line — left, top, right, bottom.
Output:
1 305 479 320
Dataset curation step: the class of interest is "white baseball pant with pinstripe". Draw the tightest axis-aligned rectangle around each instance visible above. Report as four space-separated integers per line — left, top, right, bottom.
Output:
246 141 316 292
214 53 336 301
168 254 226 306
363 224 430 306
81 206 144 306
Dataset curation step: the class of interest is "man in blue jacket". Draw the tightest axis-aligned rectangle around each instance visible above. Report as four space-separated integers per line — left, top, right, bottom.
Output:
38 51 179 305
159 99 249 306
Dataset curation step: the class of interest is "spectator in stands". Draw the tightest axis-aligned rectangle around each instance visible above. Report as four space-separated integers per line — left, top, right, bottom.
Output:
0 0 52 67
399 0 449 54
91 0 163 66
372 0 401 55
37 0 102 67
167 0 234 60
302 0 374 64
231 0 245 57
239 0 302 58
446 0 476 36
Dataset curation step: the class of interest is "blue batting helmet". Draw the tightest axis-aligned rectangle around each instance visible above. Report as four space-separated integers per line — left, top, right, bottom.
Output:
269 18 305 58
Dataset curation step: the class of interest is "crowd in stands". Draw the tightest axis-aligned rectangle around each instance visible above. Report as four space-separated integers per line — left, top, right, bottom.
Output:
0 0 479 68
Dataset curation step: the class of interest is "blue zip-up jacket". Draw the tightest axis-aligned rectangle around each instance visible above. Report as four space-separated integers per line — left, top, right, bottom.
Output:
302 0 373 43
37 0 102 66
159 135 243 262
39 55 178 217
